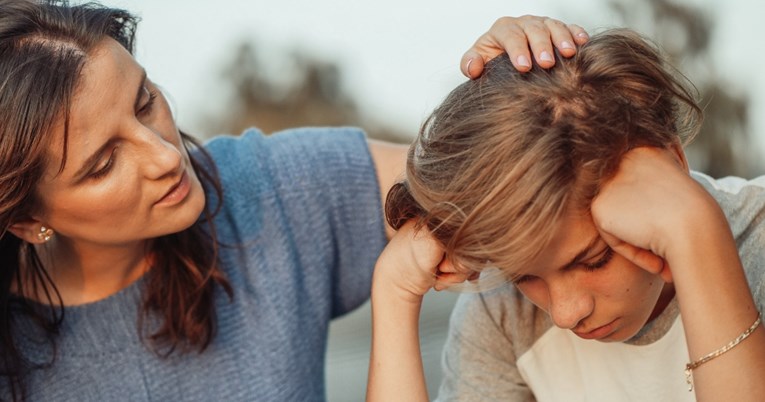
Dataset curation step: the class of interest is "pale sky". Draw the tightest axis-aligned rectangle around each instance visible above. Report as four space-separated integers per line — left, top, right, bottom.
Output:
113 0 765 167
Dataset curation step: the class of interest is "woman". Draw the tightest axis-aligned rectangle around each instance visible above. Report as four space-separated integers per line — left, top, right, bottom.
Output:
0 0 588 400
368 29 765 401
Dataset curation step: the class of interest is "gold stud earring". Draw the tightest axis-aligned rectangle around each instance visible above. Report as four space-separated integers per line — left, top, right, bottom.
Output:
36 226 54 242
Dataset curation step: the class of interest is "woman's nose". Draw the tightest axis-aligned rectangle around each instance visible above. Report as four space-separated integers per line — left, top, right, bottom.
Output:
137 126 183 179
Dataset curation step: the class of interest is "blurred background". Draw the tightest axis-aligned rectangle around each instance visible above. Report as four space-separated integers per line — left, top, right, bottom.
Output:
115 0 765 399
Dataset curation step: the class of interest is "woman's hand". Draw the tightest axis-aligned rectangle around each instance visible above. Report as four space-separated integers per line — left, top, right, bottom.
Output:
462 15 589 78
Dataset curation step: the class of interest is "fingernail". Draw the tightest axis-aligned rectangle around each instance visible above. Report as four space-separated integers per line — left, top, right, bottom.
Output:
540 51 554 62
577 32 589 39
516 55 531 68
465 58 474 73
561 41 574 50
433 284 443 292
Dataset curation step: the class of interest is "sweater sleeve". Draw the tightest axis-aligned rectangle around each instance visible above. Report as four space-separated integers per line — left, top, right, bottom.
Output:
204 127 387 318
266 127 387 317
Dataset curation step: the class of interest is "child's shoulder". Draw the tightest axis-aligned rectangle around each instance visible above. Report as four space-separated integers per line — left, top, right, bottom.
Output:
451 282 553 352
692 172 765 314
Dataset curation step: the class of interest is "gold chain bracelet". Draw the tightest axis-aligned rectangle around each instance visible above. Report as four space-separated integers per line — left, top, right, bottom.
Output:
684 312 762 391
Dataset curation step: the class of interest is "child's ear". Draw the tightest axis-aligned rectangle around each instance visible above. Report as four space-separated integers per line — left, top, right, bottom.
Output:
668 140 690 173
7 219 53 244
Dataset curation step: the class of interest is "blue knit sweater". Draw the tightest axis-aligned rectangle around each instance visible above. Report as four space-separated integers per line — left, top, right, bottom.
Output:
6 127 386 401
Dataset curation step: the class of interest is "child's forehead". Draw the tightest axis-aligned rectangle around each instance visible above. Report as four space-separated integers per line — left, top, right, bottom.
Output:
448 214 603 281
516 212 602 273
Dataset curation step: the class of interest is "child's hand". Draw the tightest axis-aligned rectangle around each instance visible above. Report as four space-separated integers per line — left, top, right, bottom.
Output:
591 146 724 278
373 221 473 304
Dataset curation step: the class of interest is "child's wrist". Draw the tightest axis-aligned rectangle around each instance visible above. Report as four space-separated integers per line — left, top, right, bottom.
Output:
664 195 730 264
372 267 427 307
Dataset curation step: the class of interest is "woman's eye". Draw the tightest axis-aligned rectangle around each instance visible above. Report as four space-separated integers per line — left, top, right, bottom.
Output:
137 87 158 116
582 247 615 271
89 149 117 179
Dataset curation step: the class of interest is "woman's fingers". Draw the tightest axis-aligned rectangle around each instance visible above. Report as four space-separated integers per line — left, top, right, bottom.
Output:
461 49 487 79
543 19 588 57
521 17 556 68
461 15 590 78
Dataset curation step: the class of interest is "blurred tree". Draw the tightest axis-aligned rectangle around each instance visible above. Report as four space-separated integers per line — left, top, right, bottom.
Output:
202 42 408 143
610 0 762 177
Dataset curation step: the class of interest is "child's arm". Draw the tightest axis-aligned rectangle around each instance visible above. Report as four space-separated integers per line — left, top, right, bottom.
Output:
366 221 469 402
592 146 765 400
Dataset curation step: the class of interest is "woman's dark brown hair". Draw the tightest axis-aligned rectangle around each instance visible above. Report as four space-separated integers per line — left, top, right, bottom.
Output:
386 29 703 278
0 1 231 400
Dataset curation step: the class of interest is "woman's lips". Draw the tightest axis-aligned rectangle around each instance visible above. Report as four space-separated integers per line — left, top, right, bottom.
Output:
155 171 190 206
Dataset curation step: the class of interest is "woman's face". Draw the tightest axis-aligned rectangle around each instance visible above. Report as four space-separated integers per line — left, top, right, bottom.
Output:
512 211 674 342
33 38 205 247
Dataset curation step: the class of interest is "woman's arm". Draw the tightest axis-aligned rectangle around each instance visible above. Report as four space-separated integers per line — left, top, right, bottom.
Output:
367 140 407 240
592 147 765 401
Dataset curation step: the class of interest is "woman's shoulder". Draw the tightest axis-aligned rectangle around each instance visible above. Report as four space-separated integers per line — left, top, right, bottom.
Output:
199 126 385 286
202 126 372 195
203 126 368 162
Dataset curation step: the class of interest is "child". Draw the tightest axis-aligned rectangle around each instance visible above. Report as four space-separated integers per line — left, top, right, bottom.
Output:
368 29 765 401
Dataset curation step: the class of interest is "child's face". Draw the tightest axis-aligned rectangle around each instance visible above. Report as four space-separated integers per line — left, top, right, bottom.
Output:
512 210 675 342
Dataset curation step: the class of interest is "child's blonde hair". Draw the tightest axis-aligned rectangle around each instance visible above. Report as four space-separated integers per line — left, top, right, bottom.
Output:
386 29 702 278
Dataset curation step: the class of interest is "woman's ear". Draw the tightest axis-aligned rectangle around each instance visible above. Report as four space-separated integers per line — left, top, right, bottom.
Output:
668 140 690 173
7 219 53 244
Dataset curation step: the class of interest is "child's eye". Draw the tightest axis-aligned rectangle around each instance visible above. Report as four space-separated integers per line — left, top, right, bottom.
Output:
581 247 614 271
512 274 536 285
